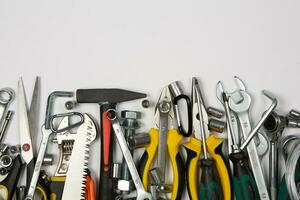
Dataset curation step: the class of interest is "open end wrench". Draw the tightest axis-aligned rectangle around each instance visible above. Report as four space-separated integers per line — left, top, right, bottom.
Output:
107 109 152 200
228 90 270 200
216 77 269 157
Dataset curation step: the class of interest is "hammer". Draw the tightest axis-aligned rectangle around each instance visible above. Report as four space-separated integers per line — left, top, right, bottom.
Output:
76 89 146 200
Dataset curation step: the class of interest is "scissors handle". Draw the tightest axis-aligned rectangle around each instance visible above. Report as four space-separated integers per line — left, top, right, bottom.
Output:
0 155 23 200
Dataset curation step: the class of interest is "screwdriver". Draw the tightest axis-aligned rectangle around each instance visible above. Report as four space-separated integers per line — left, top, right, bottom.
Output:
222 92 259 200
195 85 222 200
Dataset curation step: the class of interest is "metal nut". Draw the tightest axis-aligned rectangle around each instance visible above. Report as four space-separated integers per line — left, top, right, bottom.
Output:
117 179 134 192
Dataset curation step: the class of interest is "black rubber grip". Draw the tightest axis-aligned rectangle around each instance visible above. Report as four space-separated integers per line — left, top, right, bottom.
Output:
0 155 23 200
184 148 197 199
174 152 185 200
49 178 65 200
26 159 35 193
229 151 260 200
76 89 147 104
138 151 149 180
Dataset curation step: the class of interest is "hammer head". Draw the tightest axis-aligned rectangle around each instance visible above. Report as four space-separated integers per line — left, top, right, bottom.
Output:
76 89 147 104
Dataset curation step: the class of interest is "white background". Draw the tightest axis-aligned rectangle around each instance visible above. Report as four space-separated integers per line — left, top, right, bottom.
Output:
1 1 300 199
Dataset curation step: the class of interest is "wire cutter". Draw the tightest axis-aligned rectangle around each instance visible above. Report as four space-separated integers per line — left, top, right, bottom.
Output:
17 77 48 200
138 86 185 200
183 78 231 200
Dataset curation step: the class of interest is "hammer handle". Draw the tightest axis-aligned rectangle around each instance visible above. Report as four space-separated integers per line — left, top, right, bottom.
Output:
99 106 114 200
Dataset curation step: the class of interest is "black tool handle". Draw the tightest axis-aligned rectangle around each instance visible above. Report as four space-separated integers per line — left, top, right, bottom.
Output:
26 159 35 193
229 151 260 200
0 155 23 200
99 104 114 200
199 158 222 200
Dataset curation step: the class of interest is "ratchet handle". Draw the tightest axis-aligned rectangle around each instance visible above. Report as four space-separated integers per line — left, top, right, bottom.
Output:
229 151 260 200
99 107 114 200
183 137 202 200
138 128 159 189
167 129 185 200
0 155 23 200
206 135 231 200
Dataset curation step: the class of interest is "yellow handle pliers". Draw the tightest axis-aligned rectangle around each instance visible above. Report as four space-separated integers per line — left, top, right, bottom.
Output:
138 86 185 200
183 78 231 200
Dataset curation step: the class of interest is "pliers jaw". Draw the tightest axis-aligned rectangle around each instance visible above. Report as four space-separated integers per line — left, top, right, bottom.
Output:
152 86 175 129
191 78 210 140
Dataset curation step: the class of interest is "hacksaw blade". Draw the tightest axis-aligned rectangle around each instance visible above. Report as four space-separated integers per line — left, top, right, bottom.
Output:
61 114 96 200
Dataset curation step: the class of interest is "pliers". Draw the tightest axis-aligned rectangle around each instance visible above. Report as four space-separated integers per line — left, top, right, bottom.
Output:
183 78 231 200
138 86 185 200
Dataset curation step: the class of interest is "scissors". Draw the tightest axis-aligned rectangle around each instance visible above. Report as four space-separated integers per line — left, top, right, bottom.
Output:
183 77 231 200
17 77 48 200
138 86 185 200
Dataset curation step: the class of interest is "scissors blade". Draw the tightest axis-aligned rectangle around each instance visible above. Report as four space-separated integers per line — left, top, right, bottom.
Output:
18 78 34 164
28 76 40 157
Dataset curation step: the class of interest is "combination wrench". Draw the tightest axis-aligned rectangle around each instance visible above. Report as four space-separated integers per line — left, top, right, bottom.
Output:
107 109 153 200
216 77 269 157
228 90 271 200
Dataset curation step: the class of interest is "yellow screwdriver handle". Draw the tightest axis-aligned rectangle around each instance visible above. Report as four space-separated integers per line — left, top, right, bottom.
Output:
206 135 231 200
140 128 159 189
167 129 185 200
182 137 202 200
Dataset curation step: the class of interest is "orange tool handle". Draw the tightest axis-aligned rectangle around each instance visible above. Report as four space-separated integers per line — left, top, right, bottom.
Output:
85 175 95 200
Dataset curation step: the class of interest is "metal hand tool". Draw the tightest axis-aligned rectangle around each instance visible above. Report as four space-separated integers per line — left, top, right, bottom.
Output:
138 86 185 200
0 111 13 144
117 110 141 194
25 91 73 200
263 111 286 200
76 88 146 200
62 114 97 200
47 113 95 200
183 78 231 200
216 77 269 157
107 110 152 200
225 79 276 200
18 78 39 192
0 88 14 131
216 81 240 172
17 77 50 200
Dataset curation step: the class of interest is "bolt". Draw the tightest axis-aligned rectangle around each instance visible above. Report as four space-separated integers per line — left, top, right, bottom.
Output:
119 110 141 190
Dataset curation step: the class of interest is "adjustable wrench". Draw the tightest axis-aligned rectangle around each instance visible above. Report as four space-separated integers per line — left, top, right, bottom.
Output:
228 90 270 200
107 109 152 200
